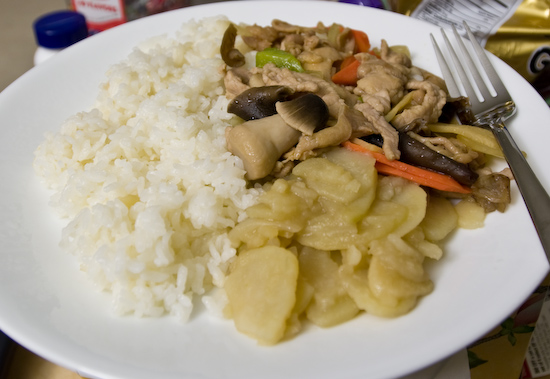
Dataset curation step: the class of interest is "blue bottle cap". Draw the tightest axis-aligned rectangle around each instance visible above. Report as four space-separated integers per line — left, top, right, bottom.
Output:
33 11 88 49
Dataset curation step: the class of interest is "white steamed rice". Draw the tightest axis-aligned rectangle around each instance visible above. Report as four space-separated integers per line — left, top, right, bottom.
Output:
33 16 260 321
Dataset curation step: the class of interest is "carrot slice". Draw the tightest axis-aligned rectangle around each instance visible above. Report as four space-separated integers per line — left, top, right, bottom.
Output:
351 29 371 53
340 55 357 70
342 140 471 194
332 58 360 86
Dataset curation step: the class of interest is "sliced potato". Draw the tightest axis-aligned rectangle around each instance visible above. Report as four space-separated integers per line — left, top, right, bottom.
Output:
225 246 299 345
285 277 314 339
369 236 424 280
323 147 377 194
339 265 418 318
288 180 319 209
455 198 486 229
341 245 366 268
292 157 362 204
358 200 408 244
297 211 358 250
357 176 426 245
299 247 359 327
229 179 315 248
405 227 443 260
226 146 451 341
246 178 311 224
420 195 458 242
324 147 378 221
377 176 427 237
340 234 433 318
368 237 433 298
228 218 286 249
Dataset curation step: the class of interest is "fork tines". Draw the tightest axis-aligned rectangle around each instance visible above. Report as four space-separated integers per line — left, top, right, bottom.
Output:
430 22 512 115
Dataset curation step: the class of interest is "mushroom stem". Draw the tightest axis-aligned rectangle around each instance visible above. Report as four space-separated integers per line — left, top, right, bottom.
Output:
226 114 302 180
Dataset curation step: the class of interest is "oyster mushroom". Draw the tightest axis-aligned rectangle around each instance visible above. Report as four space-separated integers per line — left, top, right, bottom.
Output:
228 86 293 121
226 94 330 180
226 114 302 180
275 93 329 135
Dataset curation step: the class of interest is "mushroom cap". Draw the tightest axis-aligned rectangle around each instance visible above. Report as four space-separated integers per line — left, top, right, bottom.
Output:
275 93 329 136
228 86 294 121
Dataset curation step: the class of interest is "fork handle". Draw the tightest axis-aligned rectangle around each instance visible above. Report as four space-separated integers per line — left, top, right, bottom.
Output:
491 122 550 260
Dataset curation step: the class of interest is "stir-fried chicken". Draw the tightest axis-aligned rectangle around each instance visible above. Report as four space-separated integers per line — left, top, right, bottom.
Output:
285 105 354 161
380 39 411 68
354 52 408 114
354 102 400 160
259 63 356 117
224 68 254 99
219 20 512 214
409 132 479 165
252 63 401 160
298 46 344 81
391 80 447 130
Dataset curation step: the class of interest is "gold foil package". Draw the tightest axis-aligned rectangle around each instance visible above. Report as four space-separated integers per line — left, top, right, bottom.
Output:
486 0 550 83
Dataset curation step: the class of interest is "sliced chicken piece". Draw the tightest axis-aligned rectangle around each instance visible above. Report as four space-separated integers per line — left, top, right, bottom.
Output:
224 67 265 99
260 63 357 117
271 19 303 34
353 53 408 114
303 34 321 51
415 67 448 93
280 33 305 56
354 102 400 160
391 80 447 130
379 39 412 69
284 104 353 161
241 24 279 51
347 107 379 137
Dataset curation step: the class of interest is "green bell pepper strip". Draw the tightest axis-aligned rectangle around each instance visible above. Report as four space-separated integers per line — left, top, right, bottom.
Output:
256 48 305 72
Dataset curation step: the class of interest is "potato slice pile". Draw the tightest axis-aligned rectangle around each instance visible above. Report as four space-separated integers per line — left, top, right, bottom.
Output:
224 246 299 345
225 147 482 345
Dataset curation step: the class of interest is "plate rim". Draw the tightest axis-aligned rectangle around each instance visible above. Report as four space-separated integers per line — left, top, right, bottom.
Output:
0 2 549 379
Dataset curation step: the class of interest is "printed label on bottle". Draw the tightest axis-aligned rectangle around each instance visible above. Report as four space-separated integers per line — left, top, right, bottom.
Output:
410 0 523 45
71 0 126 33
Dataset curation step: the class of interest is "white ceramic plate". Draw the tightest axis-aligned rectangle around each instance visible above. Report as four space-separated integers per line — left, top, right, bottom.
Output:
0 2 548 379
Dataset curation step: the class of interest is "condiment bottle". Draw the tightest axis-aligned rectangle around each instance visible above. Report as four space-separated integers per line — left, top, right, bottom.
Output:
33 10 88 66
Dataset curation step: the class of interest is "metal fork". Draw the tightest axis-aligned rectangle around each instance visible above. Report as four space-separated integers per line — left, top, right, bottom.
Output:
431 22 550 260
